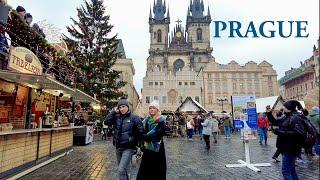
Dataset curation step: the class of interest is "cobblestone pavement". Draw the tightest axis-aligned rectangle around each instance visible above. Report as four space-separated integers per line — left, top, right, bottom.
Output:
20 133 319 180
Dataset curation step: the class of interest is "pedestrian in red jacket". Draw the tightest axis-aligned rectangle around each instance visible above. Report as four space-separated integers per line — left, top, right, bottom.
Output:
258 113 269 145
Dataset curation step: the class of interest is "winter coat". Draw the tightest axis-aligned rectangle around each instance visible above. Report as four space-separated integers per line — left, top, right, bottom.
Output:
186 116 195 129
142 115 166 152
223 117 231 126
212 118 219 133
308 111 320 134
201 118 213 135
258 118 269 128
105 110 144 149
137 115 166 180
266 111 305 156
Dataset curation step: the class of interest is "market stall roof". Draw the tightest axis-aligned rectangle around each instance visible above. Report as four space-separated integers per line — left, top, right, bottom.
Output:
176 96 208 113
0 70 99 103
71 89 100 103
256 96 280 113
256 95 305 113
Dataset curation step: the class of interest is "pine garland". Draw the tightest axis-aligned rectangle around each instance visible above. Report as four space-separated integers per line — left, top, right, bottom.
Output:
2 7 81 88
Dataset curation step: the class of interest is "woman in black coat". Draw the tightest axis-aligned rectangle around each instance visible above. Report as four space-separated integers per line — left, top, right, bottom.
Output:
137 101 166 180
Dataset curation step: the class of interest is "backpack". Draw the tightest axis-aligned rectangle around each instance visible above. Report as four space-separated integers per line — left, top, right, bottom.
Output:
299 115 318 147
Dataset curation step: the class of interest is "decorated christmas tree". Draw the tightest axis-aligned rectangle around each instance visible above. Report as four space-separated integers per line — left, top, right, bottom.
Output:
64 0 126 108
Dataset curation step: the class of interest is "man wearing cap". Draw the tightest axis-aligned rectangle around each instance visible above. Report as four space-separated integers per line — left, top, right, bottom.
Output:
15 6 26 19
266 100 305 180
24 13 33 26
105 97 144 180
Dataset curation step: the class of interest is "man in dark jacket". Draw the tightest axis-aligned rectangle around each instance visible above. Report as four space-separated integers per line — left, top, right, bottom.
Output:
105 97 144 180
266 100 305 180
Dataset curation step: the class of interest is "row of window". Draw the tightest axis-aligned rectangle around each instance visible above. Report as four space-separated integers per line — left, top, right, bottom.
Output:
207 72 262 79
179 82 196 86
148 81 196 86
207 82 261 90
154 27 204 43
286 82 314 97
145 96 200 104
149 82 164 86
146 96 167 104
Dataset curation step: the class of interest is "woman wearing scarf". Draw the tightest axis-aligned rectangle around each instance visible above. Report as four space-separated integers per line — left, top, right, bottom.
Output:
137 101 167 180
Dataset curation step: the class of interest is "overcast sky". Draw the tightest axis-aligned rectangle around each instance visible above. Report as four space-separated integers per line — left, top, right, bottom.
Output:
9 0 320 94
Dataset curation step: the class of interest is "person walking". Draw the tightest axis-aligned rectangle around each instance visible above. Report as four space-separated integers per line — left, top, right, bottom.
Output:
137 101 166 180
102 120 108 140
198 115 204 140
178 115 186 137
212 115 219 143
258 113 269 145
105 97 144 180
272 109 284 163
308 106 320 159
193 116 199 135
266 100 305 180
201 113 213 150
186 115 195 140
223 116 232 138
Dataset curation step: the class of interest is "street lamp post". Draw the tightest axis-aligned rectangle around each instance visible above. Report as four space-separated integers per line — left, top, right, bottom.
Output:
217 96 228 113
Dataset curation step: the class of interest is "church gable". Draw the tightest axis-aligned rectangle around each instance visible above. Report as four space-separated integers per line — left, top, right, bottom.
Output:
258 60 272 67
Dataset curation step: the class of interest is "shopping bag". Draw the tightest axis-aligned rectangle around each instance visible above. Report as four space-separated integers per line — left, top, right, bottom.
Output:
132 148 143 168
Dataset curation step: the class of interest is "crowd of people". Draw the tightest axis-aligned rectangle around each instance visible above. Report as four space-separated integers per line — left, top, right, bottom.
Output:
102 97 319 180
103 97 239 180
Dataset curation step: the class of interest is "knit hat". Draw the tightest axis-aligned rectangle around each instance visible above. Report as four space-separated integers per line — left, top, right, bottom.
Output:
24 13 32 19
117 97 129 108
283 100 303 111
149 100 159 110
16 6 25 12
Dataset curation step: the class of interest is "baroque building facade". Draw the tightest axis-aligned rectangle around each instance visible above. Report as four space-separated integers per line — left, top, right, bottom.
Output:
113 39 140 111
279 39 319 109
141 0 279 114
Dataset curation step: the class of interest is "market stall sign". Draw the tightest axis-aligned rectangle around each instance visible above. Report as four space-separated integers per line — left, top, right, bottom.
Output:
8 47 43 75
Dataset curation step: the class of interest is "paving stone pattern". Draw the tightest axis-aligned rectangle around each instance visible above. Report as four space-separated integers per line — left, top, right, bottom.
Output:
20 134 320 180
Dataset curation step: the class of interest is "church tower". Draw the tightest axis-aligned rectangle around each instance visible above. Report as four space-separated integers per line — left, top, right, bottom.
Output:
186 0 211 51
149 0 170 52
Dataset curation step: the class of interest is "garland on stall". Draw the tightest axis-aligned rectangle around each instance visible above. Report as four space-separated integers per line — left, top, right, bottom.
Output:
2 7 83 88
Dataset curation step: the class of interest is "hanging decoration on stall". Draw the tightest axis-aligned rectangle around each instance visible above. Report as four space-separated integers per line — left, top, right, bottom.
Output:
12 86 28 117
0 80 15 105
30 91 54 126
0 80 15 94
8 47 43 75
0 109 9 123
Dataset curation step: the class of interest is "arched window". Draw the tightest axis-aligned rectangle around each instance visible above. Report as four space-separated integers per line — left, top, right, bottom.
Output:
173 59 185 75
157 30 162 42
156 65 161 71
197 28 202 41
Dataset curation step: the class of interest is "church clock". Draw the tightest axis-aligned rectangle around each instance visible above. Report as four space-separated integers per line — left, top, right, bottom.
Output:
175 31 182 38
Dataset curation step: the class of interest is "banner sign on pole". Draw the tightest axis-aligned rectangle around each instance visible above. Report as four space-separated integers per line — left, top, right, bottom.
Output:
232 95 257 140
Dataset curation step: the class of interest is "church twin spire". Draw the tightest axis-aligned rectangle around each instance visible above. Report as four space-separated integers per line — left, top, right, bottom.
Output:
187 0 211 19
149 0 170 21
